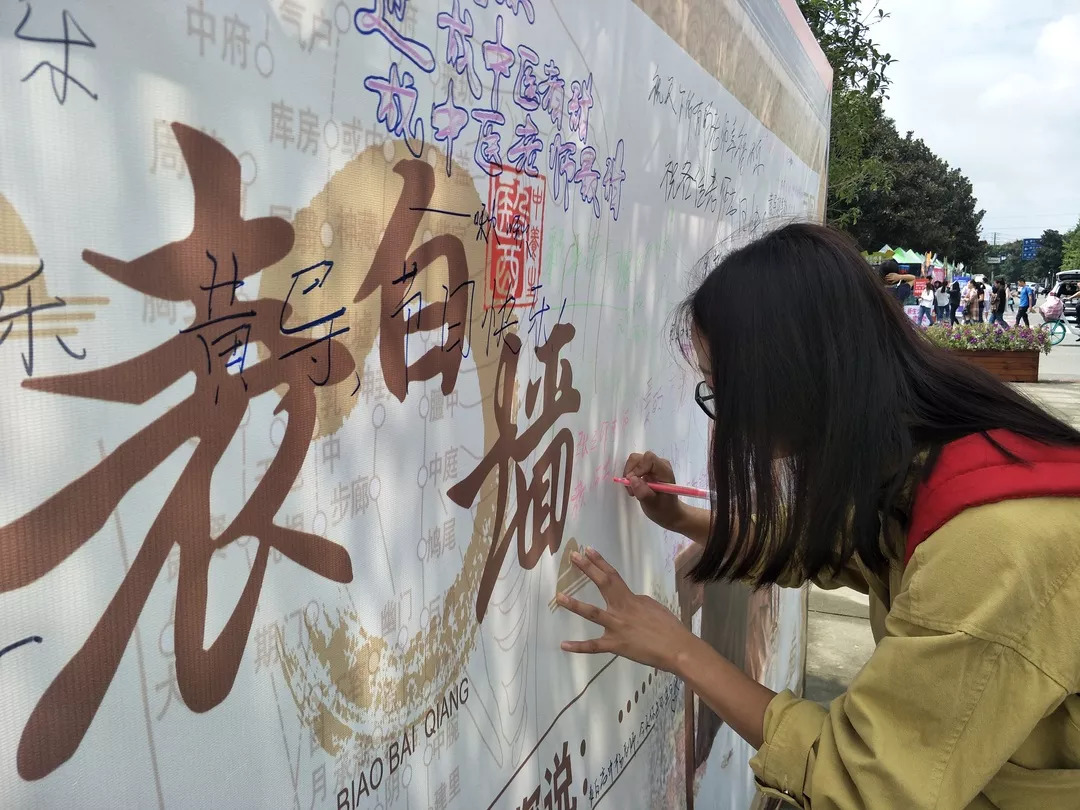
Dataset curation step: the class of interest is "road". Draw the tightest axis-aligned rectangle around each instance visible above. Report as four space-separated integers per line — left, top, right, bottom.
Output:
1031 311 1080 381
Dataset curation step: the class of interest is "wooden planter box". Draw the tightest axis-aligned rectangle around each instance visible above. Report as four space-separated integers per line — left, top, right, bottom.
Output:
952 350 1040 383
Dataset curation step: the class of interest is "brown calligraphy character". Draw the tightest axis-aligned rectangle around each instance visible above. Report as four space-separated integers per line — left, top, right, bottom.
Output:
0 123 354 780
542 741 577 810
355 159 470 401
447 323 580 621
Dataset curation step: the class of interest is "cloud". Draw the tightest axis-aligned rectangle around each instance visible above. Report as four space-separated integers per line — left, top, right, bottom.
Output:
1037 13 1080 68
865 1 1080 240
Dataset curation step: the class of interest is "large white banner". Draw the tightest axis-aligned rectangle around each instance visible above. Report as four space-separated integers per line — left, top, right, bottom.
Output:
0 1 826 807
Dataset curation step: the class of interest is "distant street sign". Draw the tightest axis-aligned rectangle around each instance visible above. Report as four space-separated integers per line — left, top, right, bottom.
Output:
1022 238 1041 261
987 257 1002 264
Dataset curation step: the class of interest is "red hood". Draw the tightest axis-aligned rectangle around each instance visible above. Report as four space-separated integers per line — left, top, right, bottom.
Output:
906 431 1080 565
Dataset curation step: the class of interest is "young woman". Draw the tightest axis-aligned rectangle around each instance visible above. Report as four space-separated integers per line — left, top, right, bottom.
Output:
962 280 978 323
917 281 935 326
934 280 950 323
990 279 1008 327
949 280 962 324
556 224 1080 808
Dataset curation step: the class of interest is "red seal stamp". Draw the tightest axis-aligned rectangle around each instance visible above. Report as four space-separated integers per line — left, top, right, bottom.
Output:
485 166 546 309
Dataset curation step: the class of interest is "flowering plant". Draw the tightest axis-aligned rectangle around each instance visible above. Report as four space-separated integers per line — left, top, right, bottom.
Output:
923 323 1051 355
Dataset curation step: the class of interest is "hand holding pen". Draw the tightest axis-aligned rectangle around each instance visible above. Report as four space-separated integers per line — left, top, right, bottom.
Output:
616 452 712 540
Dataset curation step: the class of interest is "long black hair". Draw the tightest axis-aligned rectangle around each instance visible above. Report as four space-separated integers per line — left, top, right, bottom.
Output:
676 223 1080 585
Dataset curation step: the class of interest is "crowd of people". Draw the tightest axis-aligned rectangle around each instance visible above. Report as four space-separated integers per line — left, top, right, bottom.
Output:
877 258 1061 329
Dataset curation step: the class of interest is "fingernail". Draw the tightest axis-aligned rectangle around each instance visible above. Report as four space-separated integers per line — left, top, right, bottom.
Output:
570 551 581 563
586 547 599 558
560 642 570 651
556 593 568 605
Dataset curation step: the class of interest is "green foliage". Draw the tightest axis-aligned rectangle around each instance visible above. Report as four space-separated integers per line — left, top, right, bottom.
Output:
825 89 894 227
797 0 896 229
981 238 1052 285
1034 230 1064 281
847 129 986 266
985 239 1023 283
797 0 985 265
797 0 893 94
1062 221 1080 271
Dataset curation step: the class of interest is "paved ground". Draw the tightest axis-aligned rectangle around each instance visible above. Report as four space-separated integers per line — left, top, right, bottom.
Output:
1032 309 1080 382
804 339 1080 705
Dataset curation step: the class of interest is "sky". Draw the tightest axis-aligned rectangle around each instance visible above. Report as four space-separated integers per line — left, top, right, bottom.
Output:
868 0 1080 246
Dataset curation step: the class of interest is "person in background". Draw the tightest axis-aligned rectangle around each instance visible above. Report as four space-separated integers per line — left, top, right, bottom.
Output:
949 281 962 325
1017 280 1034 327
1069 289 1080 336
1067 289 1080 342
975 282 986 323
920 282 937 326
962 280 978 323
559 223 1080 808
934 281 950 323
990 279 1008 327
917 282 935 326
879 259 915 305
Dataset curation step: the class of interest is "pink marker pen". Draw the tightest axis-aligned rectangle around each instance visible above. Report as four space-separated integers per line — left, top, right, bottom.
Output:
612 477 713 501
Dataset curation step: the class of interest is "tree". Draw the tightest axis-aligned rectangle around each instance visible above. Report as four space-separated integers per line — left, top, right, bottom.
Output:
986 239 1022 283
796 0 892 95
845 128 986 266
1062 221 1080 271
1033 229 1063 283
796 0 896 228
797 0 986 265
823 88 894 227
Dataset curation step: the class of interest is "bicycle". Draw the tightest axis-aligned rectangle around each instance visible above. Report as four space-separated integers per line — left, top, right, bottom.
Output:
1040 316 1080 346
1036 297 1080 346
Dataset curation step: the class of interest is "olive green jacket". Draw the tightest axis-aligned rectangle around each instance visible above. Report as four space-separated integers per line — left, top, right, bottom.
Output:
751 497 1080 808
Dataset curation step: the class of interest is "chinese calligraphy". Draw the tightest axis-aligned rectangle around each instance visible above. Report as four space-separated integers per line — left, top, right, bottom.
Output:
431 80 470 176
515 741 579 810
1 124 354 780
487 166 546 307
0 259 86 376
278 260 351 386
354 0 435 73
447 323 580 622
437 0 482 100
358 158 471 399
350 1 627 217
13 2 97 104
364 63 425 158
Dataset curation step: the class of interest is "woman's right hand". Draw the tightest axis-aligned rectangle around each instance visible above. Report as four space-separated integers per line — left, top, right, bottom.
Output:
622 452 687 533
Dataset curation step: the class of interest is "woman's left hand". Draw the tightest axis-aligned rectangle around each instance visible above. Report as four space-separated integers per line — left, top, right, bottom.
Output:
557 547 697 674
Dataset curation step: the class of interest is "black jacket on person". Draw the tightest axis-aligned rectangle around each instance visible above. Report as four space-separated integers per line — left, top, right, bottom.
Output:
993 288 1007 317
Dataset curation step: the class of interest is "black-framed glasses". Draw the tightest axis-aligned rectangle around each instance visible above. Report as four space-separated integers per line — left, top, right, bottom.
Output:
695 380 716 420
